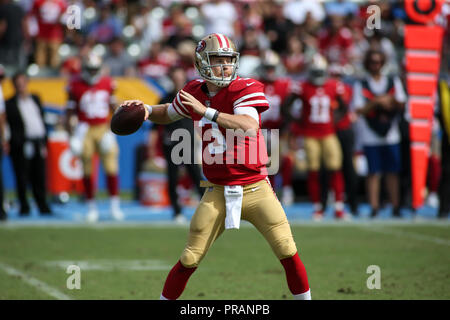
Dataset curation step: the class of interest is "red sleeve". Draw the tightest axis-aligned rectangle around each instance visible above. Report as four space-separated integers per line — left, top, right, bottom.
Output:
170 91 192 119
232 80 269 113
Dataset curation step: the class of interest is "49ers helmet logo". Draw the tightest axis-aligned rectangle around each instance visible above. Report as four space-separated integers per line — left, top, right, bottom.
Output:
196 40 206 53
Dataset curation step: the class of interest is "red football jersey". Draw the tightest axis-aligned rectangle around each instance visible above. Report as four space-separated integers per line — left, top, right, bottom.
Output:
67 76 115 125
296 79 344 138
172 76 270 186
259 78 291 129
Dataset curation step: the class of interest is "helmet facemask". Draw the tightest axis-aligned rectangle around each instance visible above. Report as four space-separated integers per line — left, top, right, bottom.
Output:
196 51 240 87
82 54 102 85
308 54 328 86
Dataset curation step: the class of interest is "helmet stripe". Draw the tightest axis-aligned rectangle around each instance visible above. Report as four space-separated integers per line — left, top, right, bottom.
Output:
223 35 230 48
214 33 224 48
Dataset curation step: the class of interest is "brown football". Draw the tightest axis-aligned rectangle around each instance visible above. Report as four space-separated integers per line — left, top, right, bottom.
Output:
111 103 146 136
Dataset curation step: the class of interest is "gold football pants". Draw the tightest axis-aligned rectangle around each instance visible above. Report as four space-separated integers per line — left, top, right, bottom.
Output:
81 123 119 175
180 178 297 268
304 134 342 171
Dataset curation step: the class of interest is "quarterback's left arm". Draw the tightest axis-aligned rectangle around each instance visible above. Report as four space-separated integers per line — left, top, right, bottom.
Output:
179 90 259 135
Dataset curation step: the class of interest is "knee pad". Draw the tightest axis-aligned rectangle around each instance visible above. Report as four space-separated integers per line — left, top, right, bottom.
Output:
180 248 200 268
100 131 118 154
273 237 297 260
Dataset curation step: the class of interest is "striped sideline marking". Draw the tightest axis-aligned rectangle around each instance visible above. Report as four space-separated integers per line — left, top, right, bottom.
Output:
359 226 450 247
0 262 72 300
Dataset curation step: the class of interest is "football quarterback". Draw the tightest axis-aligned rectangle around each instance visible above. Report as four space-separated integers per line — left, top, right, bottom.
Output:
120 34 311 300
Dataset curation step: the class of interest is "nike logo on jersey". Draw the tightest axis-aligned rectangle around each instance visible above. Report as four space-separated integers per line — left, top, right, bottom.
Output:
246 82 255 86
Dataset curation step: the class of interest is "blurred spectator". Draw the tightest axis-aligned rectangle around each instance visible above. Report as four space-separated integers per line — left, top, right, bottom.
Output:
318 14 354 71
238 2 264 32
31 0 68 69
353 49 406 218
138 42 178 92
163 3 193 48
438 74 450 219
239 27 263 57
5 71 52 216
86 3 122 44
349 27 369 77
150 66 204 223
104 37 136 76
237 27 269 78
324 0 359 17
0 0 27 76
201 0 238 39
262 1 294 54
0 65 6 220
60 42 93 78
65 54 123 222
283 0 325 25
283 35 308 78
132 2 163 52
176 40 197 81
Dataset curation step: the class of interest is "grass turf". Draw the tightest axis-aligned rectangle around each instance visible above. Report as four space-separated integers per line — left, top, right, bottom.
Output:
0 223 448 300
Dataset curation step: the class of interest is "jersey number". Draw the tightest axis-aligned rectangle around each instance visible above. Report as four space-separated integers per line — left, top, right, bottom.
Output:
200 118 226 155
308 95 330 123
80 90 110 119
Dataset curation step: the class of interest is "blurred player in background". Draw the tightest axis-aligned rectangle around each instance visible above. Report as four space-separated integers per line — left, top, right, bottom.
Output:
65 53 123 222
258 50 295 205
120 33 311 300
287 54 349 221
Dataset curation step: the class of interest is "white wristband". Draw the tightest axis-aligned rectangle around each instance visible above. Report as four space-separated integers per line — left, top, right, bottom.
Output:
204 107 217 121
144 104 153 115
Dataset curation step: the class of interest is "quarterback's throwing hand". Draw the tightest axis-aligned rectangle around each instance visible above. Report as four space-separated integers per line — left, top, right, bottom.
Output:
179 90 207 116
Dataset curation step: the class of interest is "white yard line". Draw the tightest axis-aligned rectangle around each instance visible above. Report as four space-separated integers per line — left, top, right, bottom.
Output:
0 262 72 300
43 259 171 271
358 226 450 247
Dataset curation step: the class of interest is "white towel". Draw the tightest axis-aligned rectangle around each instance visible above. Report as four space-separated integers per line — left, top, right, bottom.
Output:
224 185 243 229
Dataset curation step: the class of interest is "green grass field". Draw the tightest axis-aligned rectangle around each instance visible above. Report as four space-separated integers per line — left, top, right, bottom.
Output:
0 222 449 300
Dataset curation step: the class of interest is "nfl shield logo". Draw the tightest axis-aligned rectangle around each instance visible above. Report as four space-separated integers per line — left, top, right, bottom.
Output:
205 100 210 107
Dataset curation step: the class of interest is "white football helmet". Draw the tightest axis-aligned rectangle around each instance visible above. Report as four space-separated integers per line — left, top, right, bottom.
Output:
308 54 328 86
81 53 103 85
259 50 281 82
194 33 239 87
